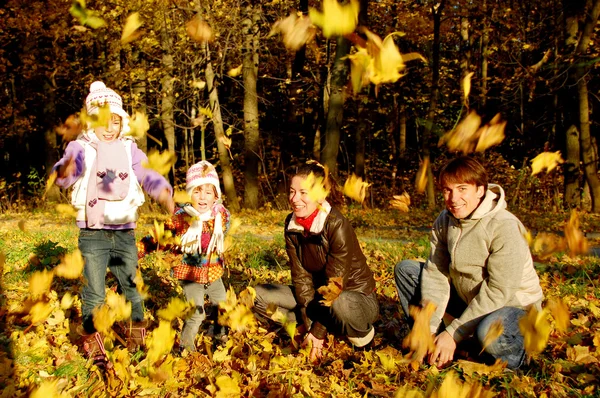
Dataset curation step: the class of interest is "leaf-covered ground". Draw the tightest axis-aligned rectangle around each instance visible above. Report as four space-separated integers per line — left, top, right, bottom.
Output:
0 208 599 397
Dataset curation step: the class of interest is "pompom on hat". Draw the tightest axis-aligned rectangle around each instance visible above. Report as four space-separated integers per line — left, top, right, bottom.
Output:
85 81 130 136
186 160 222 198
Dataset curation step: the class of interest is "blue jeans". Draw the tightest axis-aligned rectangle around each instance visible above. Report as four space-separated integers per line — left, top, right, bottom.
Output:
179 278 227 351
79 229 144 333
394 259 526 369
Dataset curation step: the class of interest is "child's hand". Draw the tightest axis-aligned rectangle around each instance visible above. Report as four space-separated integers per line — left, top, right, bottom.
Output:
158 188 175 214
57 156 77 178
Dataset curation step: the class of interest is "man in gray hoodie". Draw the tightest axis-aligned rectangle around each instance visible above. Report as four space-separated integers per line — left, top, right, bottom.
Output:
395 156 543 370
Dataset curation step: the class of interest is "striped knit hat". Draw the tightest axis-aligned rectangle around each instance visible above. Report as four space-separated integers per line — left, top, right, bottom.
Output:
85 81 130 135
186 160 222 198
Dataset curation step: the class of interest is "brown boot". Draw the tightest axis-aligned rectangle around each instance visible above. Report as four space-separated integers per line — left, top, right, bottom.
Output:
79 329 112 370
117 320 149 351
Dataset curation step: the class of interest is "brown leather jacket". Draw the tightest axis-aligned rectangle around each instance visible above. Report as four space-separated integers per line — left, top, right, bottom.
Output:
285 202 376 339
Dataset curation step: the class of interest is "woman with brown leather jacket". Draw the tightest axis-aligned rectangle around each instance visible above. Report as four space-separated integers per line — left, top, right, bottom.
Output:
254 161 379 361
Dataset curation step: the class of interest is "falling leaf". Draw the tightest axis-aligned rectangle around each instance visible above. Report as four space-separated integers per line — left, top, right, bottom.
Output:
480 319 504 354
29 270 54 300
60 293 75 310
18 219 27 232
529 232 566 259
376 351 397 372
186 15 214 43
402 302 436 362
462 71 475 108
519 307 551 355
530 151 564 175
143 149 176 176
55 114 82 141
343 174 370 203
309 0 360 38
317 276 343 306
192 80 206 90
390 192 411 212
44 172 58 198
157 297 194 321
431 371 495 398
415 157 429 193
346 48 372 95
80 103 112 130
219 287 257 332
547 298 570 332
54 249 84 279
92 304 116 335
474 114 506 152
105 290 132 321
439 111 505 154
149 220 180 247
121 12 143 44
301 171 330 204
269 13 316 52
564 210 588 256
173 190 192 204
146 320 176 364
363 30 411 86
56 204 78 218
227 65 243 77
69 0 106 29
127 111 149 140
28 301 53 325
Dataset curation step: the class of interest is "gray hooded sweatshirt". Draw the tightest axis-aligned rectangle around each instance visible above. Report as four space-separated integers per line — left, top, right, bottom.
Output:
421 184 543 342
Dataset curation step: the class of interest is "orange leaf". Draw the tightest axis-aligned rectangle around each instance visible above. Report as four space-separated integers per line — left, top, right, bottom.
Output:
402 302 436 362
547 298 570 332
415 157 429 193
269 13 316 52
564 210 588 256
186 15 213 43
317 276 344 307
480 319 503 354
343 174 370 203
530 151 564 175
390 192 411 212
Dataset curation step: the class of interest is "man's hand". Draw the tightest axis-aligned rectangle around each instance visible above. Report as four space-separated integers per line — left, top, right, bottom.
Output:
428 331 456 368
301 332 324 362
157 188 175 214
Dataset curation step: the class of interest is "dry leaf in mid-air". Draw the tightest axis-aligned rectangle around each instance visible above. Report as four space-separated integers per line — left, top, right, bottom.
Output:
79 103 111 130
227 65 243 77
564 209 588 256
143 149 176 176
55 114 82 141
547 298 570 332
69 0 106 29
186 15 213 43
28 301 53 325
530 151 564 175
480 319 504 354
146 320 176 364
54 249 84 279
270 13 316 52
529 232 566 259
343 174 370 203
439 111 505 154
519 307 551 355
462 71 475 108
415 157 429 193
346 48 372 95
317 276 344 306
309 0 360 38
29 270 54 300
44 172 58 198
402 302 437 362
18 219 27 232
60 292 75 310
157 297 194 321
390 192 411 212
301 171 330 204
121 12 143 44
432 371 495 398
56 204 78 218
173 190 192 204
105 290 132 321
127 111 149 140
474 114 506 152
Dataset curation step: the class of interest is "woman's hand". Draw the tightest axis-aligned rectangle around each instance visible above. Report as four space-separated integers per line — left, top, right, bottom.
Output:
428 331 456 368
302 332 324 362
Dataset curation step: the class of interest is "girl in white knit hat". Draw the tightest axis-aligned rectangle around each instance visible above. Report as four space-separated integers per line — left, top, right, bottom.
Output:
139 160 230 351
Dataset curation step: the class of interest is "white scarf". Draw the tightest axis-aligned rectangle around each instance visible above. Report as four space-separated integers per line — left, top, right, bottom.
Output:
179 205 224 255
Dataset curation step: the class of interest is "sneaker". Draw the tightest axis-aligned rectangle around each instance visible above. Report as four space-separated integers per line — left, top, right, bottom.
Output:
348 327 375 348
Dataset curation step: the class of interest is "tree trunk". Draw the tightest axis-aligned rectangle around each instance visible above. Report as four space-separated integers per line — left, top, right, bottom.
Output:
564 125 581 207
160 18 176 174
242 3 261 209
321 37 351 177
421 0 445 209
206 56 240 212
131 48 147 153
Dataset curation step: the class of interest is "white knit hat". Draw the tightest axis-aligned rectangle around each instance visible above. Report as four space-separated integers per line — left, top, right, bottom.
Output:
186 160 222 198
85 81 130 135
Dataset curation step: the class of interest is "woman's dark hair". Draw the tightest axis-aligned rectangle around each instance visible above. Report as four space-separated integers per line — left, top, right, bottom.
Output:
294 160 344 207
438 156 488 191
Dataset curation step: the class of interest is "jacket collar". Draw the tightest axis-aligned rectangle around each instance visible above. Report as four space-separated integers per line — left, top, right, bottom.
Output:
287 201 332 234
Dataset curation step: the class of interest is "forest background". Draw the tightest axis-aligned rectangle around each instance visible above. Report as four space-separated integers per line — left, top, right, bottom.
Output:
1 0 600 397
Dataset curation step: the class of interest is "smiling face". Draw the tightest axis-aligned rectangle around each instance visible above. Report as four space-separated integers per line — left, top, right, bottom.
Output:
94 113 122 142
442 181 485 219
289 175 320 218
191 184 217 214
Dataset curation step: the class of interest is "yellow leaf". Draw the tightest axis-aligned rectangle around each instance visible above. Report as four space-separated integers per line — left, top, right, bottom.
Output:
127 111 150 140
121 12 143 44
92 305 116 334
519 307 551 355
474 114 506 152
456 359 506 377
143 149 176 176
346 48 372 95
220 135 232 150
564 209 588 256
29 270 54 300
186 15 213 43
80 103 112 130
30 379 69 398
146 320 176 364
149 220 180 247
270 13 316 52
365 31 409 86
105 290 132 321
18 219 27 233
480 319 503 354
44 172 58 198
54 249 84 279
28 301 53 325
376 351 397 372
60 293 75 310
530 151 564 175
55 203 78 218
317 276 343 306
462 71 475 108
415 157 429 193
157 297 194 321
390 192 411 212
134 268 149 300
69 0 106 29
394 385 425 398
219 287 256 332
439 110 505 154
309 0 360 38
215 374 241 397
402 302 436 362
173 190 192 204
343 174 370 203
547 298 570 332
529 232 566 259
566 345 598 364
431 371 495 398
55 114 83 142
227 65 243 77
301 170 330 204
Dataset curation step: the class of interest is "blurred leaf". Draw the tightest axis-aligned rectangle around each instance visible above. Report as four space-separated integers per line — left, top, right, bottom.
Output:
564 210 588 256
343 174 370 203
121 12 143 44
54 249 84 279
127 111 149 140
143 149 176 176
105 290 132 321
28 301 53 325
146 320 175 364
317 276 343 306
157 297 194 321
530 151 564 175
439 111 505 154
18 219 27 232
270 12 316 52
309 0 359 38
480 319 503 354
29 270 54 300
60 292 75 310
227 65 243 77
69 0 106 29
56 204 78 218
186 15 213 43
173 190 192 204
390 192 411 212
301 171 330 204
519 307 550 355
215 374 241 397
44 172 58 198
402 302 436 362
415 157 429 193
55 114 82 141
462 72 475 108
547 298 570 332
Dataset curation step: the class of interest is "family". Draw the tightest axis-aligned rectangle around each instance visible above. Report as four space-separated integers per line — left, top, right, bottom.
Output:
53 82 543 371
